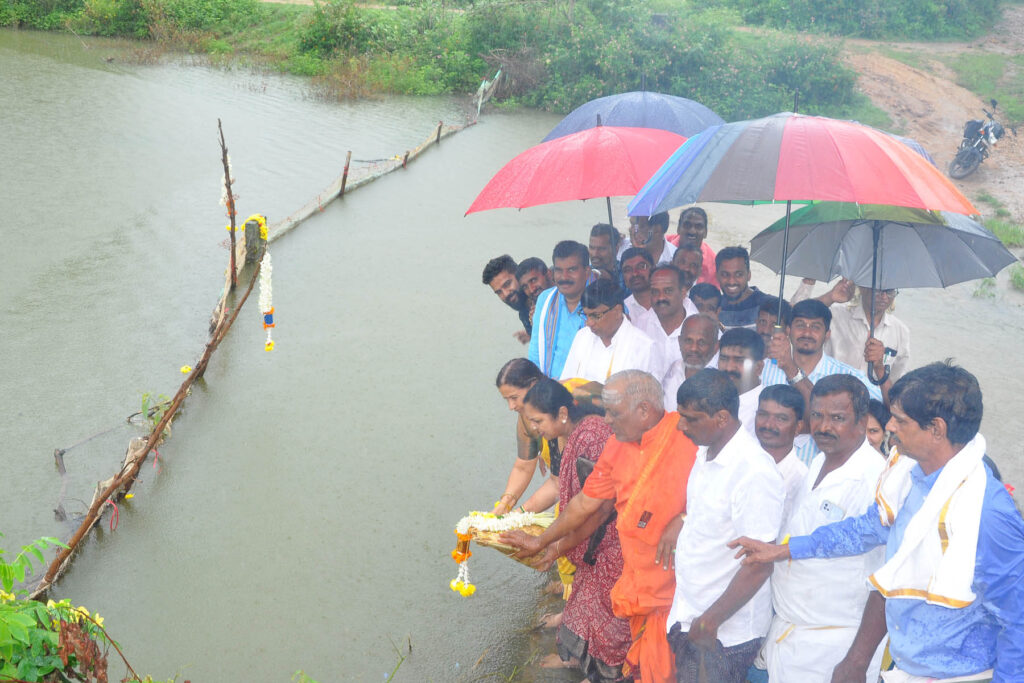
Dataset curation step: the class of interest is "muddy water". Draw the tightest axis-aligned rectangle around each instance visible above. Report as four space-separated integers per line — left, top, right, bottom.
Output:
2 28 1022 683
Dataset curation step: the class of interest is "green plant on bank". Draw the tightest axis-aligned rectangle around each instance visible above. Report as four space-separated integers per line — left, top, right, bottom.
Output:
985 219 1024 248
140 391 172 438
1010 264 1024 291
1 533 176 682
0 0 899 119
940 52 1024 126
716 0 1001 40
973 277 997 298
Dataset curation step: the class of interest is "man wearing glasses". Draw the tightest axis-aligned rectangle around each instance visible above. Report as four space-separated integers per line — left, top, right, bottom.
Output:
559 279 662 384
623 212 676 266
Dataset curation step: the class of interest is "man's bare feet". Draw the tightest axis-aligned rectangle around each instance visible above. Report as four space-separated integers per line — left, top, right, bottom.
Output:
538 611 563 629
539 653 578 669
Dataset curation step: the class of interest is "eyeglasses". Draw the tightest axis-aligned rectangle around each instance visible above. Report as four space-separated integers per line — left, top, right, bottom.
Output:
583 306 616 321
875 289 899 298
629 223 654 235
622 262 651 274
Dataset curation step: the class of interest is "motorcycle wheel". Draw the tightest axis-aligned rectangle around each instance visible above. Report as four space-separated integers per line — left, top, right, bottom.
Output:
948 147 982 179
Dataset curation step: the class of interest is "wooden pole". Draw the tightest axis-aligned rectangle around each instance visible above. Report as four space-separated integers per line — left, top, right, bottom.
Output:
218 119 238 291
435 121 443 144
402 151 410 168
339 150 352 198
34 246 267 596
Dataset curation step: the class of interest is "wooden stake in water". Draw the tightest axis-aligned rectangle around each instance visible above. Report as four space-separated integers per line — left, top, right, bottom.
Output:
218 118 238 291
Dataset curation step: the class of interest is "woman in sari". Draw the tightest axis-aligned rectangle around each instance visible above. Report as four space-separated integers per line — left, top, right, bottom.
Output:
522 378 630 682
492 358 560 515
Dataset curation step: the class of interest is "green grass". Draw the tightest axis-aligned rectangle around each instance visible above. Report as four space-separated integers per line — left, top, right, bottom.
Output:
986 219 1024 247
973 277 997 298
1011 264 1024 292
975 191 1003 207
941 53 1024 126
876 47 931 71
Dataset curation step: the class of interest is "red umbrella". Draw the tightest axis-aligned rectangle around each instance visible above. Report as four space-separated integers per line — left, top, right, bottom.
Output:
466 126 686 221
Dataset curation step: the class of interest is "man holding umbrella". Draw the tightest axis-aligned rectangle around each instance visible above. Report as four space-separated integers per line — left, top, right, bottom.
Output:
793 277 911 392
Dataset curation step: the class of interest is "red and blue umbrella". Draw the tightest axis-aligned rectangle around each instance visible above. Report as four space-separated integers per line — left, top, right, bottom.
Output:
542 90 723 142
627 112 977 216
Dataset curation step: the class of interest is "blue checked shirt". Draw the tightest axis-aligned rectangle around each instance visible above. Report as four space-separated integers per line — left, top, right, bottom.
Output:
760 354 883 466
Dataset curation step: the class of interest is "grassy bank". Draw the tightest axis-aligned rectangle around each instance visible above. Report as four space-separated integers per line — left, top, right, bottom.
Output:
0 0 890 121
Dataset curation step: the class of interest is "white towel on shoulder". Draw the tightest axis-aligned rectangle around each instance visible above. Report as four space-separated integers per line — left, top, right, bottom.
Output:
868 434 987 608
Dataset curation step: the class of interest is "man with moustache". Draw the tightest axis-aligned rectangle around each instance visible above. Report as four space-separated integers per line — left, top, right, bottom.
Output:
733 364 1024 683
625 212 676 266
589 223 623 282
483 254 533 342
501 370 698 683
754 384 808 523
669 369 784 683
560 279 662 383
621 247 657 331
671 244 703 291
716 328 765 437
715 246 774 330
762 299 882 465
661 314 719 411
529 241 597 378
637 265 699 373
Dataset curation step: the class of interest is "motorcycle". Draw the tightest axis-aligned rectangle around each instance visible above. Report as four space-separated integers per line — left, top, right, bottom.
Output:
948 99 1013 179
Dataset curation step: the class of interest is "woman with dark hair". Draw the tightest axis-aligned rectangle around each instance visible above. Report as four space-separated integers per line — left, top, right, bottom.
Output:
866 398 891 455
492 358 560 516
521 378 629 681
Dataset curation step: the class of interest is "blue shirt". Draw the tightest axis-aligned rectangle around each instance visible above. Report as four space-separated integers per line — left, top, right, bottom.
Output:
761 354 883 466
789 462 1024 681
528 286 586 379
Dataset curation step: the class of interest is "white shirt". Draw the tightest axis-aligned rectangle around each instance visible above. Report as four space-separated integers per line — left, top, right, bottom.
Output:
737 384 764 437
638 300 700 373
624 293 657 332
827 304 911 382
772 440 886 628
774 448 809 526
661 352 720 411
559 317 661 383
668 426 785 646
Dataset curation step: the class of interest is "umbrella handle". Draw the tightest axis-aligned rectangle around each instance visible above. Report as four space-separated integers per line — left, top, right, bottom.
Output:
868 363 890 386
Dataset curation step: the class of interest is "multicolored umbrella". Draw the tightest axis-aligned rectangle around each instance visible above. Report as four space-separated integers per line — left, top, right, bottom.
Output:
466 126 686 222
627 112 977 216
542 91 723 142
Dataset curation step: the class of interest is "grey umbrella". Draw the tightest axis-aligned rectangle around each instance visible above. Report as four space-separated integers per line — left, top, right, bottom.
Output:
750 202 1017 383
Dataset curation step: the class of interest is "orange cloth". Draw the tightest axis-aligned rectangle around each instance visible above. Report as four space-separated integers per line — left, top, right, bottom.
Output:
582 411 697 682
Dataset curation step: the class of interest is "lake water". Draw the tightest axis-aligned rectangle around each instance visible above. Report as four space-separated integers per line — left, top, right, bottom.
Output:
2 27 1022 683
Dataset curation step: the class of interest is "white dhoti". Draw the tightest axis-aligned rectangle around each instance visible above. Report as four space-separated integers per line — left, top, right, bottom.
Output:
765 615 885 683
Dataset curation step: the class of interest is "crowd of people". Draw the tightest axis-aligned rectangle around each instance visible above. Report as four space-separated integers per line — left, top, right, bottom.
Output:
477 209 1023 683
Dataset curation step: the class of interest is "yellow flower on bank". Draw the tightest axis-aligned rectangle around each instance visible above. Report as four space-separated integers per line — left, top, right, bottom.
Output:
180 365 192 374
125 493 135 500
93 613 104 628
46 599 57 608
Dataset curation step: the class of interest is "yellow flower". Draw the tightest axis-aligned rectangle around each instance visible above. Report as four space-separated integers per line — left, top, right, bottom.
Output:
93 613 104 628
125 493 135 500
180 365 192 374
46 599 57 608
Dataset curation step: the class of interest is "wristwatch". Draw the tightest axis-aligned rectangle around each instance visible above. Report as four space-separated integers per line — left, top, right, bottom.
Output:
787 369 806 385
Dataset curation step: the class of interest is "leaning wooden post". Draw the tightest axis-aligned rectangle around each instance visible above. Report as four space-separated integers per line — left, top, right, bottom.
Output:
218 119 238 291
339 150 352 198
435 121 443 144
402 151 410 168
244 216 265 265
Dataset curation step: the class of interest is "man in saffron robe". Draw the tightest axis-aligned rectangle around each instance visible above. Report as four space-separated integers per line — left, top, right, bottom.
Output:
502 369 698 683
